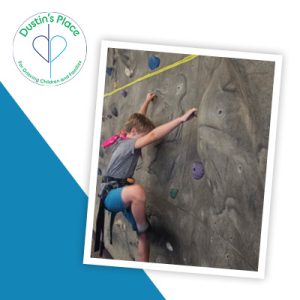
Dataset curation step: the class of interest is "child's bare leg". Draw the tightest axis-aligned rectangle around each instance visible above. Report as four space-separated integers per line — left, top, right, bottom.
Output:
122 184 147 226
138 232 149 262
122 184 149 261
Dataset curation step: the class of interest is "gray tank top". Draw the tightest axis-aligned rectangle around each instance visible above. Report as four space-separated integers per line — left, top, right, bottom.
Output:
106 138 141 179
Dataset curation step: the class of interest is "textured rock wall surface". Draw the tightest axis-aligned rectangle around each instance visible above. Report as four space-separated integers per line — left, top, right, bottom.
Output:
92 48 275 271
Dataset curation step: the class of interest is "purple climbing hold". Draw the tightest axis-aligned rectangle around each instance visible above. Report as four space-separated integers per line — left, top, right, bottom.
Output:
106 67 113 76
148 55 160 70
121 90 128 97
107 114 112 119
192 161 205 180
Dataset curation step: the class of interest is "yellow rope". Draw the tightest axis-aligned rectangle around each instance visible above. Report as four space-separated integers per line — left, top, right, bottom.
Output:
104 54 198 97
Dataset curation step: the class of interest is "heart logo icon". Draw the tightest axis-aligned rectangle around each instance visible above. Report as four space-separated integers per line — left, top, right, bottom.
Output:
32 35 67 63
32 35 50 62
49 35 67 63
32 25 68 79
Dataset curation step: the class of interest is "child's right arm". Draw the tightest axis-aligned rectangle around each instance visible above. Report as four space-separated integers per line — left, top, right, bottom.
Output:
138 92 156 115
135 108 197 149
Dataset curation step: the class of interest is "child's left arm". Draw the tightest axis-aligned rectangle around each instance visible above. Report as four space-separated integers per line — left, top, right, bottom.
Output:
138 92 156 115
135 108 197 149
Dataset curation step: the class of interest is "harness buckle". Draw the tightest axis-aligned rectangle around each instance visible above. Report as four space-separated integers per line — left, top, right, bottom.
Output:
126 177 135 184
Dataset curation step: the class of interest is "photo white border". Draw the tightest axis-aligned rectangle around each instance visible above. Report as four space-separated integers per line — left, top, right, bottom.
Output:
83 40 282 279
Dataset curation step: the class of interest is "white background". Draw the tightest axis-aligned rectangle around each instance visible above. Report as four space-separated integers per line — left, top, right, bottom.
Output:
0 1 299 299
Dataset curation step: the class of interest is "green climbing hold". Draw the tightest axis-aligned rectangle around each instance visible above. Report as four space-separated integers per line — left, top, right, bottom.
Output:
169 188 178 199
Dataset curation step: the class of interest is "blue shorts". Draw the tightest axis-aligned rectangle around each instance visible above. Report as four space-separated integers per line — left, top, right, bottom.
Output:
104 187 137 231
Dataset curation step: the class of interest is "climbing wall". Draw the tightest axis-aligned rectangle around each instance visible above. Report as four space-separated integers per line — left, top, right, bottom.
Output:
91 48 275 271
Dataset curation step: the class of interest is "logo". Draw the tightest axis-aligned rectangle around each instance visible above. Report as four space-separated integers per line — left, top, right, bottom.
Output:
13 12 87 86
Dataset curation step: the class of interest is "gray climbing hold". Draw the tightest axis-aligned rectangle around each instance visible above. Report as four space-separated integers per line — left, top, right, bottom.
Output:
192 161 205 180
237 164 243 173
99 147 104 158
166 242 173 252
125 67 133 77
111 106 118 117
121 90 128 97
98 168 102 176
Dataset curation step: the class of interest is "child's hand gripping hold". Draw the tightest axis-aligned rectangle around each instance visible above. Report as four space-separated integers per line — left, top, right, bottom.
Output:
138 92 156 115
180 108 197 122
146 92 156 103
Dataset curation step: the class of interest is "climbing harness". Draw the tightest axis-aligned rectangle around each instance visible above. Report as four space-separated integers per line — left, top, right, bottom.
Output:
94 176 135 256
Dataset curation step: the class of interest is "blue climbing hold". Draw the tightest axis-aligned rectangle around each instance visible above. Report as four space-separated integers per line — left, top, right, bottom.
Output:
106 67 113 76
192 161 205 180
148 55 160 70
121 90 128 97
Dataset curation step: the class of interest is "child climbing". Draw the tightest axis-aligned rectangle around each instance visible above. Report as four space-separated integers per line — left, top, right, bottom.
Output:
98 92 197 262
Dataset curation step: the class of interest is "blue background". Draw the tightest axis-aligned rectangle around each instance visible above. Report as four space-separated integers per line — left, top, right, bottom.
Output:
0 82 163 299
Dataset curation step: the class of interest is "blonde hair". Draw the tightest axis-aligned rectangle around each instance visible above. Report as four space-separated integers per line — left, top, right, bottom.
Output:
124 113 155 134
